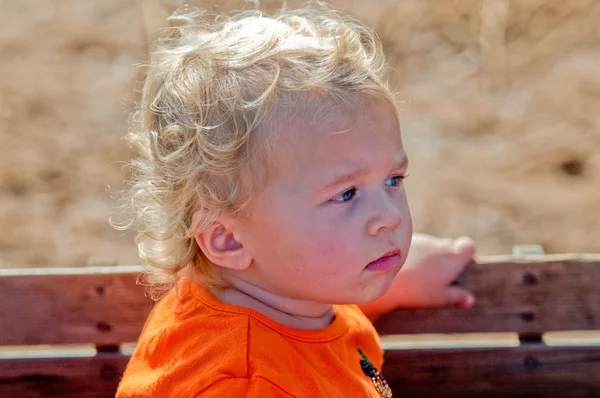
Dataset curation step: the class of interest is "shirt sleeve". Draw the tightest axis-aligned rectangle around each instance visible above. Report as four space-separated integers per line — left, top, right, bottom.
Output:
196 377 294 397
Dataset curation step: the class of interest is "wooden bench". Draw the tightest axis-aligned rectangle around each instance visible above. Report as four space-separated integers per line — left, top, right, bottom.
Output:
1 247 599 397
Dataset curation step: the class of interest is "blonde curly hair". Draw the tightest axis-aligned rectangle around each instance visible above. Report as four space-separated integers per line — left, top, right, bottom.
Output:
115 3 398 299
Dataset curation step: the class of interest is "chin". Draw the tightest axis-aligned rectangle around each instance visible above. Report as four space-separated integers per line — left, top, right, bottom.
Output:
352 276 396 305
328 288 388 305
369 268 400 301
365 285 392 303
325 271 398 305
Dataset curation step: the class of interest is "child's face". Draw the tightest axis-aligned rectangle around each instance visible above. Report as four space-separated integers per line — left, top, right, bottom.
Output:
236 99 412 305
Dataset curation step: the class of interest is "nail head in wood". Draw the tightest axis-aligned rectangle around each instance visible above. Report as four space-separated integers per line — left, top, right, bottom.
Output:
522 273 538 286
96 321 112 334
101 365 117 380
523 355 540 369
520 312 536 322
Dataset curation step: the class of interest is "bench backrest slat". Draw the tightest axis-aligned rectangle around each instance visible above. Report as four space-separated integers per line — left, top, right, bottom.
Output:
374 259 600 335
384 345 600 397
0 266 152 346
1 259 599 346
0 353 129 398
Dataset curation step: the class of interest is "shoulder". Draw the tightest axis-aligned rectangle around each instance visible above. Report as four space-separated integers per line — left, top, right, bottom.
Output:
137 282 252 364
119 283 255 396
120 279 324 397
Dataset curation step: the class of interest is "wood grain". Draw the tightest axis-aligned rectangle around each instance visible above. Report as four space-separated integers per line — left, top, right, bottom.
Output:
2 260 599 345
383 344 600 398
0 352 129 398
2 259 600 397
0 266 152 346
374 259 600 335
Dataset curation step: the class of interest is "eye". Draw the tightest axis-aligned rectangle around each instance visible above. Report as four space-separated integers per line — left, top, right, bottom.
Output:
385 175 407 187
331 187 357 203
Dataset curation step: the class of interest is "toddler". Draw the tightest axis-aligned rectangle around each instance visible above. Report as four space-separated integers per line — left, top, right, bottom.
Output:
116 4 474 397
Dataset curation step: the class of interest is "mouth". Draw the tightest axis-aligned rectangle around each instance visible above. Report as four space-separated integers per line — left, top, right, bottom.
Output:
365 248 401 272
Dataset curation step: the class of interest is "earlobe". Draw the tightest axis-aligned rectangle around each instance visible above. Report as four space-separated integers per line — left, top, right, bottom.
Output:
194 221 252 271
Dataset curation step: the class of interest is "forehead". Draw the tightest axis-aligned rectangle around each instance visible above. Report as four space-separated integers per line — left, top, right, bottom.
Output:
262 99 404 189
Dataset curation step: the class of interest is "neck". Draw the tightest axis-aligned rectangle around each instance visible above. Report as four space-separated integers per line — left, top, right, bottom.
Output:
210 275 335 330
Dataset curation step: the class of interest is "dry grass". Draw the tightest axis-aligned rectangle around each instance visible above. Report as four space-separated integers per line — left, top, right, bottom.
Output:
1 0 599 267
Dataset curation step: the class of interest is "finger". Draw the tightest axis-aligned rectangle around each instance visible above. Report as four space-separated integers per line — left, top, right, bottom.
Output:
440 237 476 278
442 286 475 308
452 236 475 258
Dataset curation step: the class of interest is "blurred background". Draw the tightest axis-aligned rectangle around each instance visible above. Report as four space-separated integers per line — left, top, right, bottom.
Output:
1 0 599 269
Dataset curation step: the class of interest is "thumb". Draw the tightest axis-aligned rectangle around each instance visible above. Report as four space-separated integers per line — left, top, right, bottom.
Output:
442 286 475 309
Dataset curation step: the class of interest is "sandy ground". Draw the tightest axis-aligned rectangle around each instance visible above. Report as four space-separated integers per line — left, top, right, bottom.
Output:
1 0 599 268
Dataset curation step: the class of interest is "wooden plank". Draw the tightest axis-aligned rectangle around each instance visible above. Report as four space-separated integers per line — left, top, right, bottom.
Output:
374 259 600 335
0 352 129 398
2 345 600 398
2 258 599 346
0 266 153 346
382 345 600 398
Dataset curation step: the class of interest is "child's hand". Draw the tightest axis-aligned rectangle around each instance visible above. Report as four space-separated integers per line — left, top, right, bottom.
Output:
387 234 476 309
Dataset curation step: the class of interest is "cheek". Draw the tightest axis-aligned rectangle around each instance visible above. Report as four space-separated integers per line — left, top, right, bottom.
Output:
293 218 357 269
252 197 361 269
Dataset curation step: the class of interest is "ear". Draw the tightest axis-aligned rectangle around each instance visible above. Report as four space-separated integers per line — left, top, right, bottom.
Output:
194 216 252 271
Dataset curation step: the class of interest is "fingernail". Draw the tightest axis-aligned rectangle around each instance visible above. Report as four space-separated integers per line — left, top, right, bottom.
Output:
461 295 475 308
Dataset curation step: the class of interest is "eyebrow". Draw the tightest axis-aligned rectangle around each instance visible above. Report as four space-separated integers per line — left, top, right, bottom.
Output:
321 155 409 192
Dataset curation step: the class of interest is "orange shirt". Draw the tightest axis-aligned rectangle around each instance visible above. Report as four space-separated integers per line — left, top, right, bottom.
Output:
117 277 390 397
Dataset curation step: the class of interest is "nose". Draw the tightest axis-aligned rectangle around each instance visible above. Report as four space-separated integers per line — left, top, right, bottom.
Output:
366 190 404 236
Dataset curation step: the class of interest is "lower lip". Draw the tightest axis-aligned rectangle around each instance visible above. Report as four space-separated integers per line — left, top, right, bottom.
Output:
366 254 401 272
